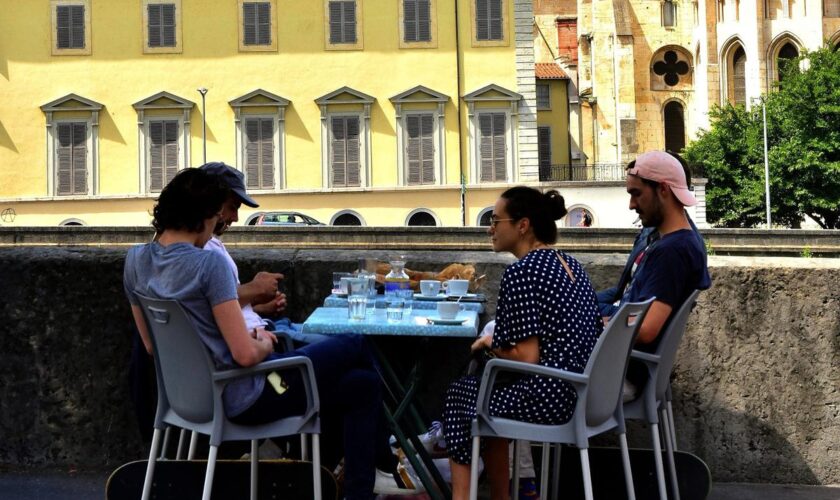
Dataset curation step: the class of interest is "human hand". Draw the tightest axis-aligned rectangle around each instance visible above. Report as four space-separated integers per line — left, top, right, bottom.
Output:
253 328 278 345
253 292 288 317
248 272 284 303
470 334 493 353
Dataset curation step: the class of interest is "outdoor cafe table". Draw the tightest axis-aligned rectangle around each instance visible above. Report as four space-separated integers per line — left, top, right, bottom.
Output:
323 293 486 314
302 306 479 499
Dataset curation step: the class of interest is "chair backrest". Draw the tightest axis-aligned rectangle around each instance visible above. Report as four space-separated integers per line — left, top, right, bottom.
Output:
583 298 654 427
136 294 216 424
651 289 701 399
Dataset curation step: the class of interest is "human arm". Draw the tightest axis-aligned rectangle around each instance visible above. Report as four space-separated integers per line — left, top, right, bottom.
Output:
237 272 284 307
471 334 539 364
636 300 673 345
212 299 274 367
131 305 153 354
251 291 288 317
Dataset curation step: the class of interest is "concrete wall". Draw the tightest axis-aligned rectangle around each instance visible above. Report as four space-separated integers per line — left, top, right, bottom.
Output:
0 247 838 485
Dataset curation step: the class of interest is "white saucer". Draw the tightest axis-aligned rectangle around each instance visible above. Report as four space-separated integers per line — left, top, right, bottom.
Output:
414 293 447 301
426 316 467 326
445 293 477 299
331 289 348 297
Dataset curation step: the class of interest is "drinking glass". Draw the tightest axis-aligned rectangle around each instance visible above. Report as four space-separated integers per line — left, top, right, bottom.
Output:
386 298 405 322
347 278 369 320
333 272 353 293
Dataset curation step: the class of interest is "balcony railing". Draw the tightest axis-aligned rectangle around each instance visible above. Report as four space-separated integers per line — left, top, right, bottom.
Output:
539 163 627 182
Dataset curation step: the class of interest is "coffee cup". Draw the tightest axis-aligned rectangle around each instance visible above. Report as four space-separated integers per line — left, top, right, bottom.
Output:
420 280 442 297
437 301 462 320
443 279 469 297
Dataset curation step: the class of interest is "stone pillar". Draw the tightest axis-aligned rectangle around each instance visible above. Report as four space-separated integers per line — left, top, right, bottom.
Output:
515 0 539 181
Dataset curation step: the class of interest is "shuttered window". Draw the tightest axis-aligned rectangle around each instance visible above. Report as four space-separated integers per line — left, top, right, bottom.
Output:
244 118 275 189
56 122 88 195
475 0 503 41
56 5 85 49
330 116 361 187
243 2 272 45
329 1 357 44
478 113 507 182
732 47 746 105
405 114 435 185
148 3 177 47
537 126 552 169
149 120 179 193
536 83 550 109
404 0 431 42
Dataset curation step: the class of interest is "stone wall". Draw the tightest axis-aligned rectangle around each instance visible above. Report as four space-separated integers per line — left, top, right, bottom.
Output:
0 248 838 484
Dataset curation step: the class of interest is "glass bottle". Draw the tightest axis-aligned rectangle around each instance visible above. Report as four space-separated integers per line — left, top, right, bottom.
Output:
384 259 410 298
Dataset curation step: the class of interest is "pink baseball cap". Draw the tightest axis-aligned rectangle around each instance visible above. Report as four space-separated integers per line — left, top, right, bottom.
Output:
627 151 697 207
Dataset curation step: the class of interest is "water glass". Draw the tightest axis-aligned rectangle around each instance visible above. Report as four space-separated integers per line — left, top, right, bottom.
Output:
386 298 405 322
347 278 369 320
333 272 353 293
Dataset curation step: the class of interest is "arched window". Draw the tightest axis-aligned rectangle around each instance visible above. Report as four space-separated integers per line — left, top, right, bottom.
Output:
651 47 693 91
333 213 362 226
731 46 747 105
565 206 595 227
406 209 438 226
59 218 86 226
776 43 799 82
662 0 677 26
664 101 686 153
477 207 493 226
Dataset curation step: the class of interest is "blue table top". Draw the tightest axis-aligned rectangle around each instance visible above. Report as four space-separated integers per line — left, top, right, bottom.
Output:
323 294 486 313
302 307 479 338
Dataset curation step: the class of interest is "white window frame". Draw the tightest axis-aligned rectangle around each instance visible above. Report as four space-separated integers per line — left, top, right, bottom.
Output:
324 0 364 50
139 116 188 194
469 108 515 184
237 113 284 192
330 209 367 226
238 0 277 51
142 0 182 54
51 0 91 56
405 208 440 226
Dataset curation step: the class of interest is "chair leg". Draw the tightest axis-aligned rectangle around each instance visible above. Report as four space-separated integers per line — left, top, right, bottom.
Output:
579 448 594 500
539 443 550 500
312 434 322 500
666 400 678 451
141 428 163 500
469 436 480 500
551 444 561 500
159 427 172 459
175 429 187 460
250 440 258 500
661 411 681 500
651 423 669 500
301 434 309 461
619 433 636 500
187 431 199 460
512 440 521 498
202 445 218 500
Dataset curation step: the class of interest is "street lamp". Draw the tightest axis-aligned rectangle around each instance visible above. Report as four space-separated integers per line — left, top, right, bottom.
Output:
197 87 208 164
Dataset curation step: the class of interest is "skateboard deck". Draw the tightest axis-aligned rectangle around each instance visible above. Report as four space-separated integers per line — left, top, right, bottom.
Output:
548 446 711 500
106 459 338 500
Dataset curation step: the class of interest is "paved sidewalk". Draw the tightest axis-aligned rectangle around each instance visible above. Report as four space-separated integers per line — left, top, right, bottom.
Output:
0 470 837 500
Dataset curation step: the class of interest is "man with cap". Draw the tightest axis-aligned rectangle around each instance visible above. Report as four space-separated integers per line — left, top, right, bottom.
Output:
199 162 286 338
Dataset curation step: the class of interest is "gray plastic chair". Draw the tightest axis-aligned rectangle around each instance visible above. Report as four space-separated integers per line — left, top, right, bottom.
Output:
135 294 322 500
624 289 701 500
469 298 655 500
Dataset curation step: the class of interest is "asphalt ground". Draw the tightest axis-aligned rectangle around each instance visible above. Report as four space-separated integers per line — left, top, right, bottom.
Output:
0 470 837 500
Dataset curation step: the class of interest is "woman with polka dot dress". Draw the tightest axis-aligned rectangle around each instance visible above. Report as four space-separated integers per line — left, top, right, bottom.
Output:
444 186 603 500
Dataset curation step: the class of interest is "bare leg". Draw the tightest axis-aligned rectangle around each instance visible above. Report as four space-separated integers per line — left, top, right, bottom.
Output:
485 438 511 500
450 459 472 500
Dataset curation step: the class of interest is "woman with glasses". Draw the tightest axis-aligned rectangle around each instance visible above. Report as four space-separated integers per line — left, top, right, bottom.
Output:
443 186 603 500
123 168 414 500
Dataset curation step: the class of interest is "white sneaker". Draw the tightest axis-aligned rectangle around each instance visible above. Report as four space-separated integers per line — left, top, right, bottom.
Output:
389 421 447 457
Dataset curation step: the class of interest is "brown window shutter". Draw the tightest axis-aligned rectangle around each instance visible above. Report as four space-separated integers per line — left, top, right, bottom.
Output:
475 0 489 40
492 113 506 181
259 118 274 188
257 2 271 44
420 114 435 184
56 124 73 195
345 117 361 187
71 123 87 194
406 115 421 184
245 119 261 188
488 0 502 40
163 121 179 186
70 5 85 48
243 3 257 45
148 4 161 47
149 121 164 191
161 4 177 47
404 0 418 42
417 0 431 41
331 117 347 186
343 1 357 44
329 2 343 43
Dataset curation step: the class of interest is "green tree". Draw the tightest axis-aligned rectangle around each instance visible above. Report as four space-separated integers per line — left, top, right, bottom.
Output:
685 46 840 228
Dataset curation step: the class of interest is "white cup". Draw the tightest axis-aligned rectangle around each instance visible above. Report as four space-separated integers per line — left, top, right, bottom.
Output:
443 279 469 297
437 301 462 320
420 280 442 297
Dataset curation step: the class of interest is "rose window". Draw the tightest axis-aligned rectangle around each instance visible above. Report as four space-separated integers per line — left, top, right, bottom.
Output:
653 50 690 86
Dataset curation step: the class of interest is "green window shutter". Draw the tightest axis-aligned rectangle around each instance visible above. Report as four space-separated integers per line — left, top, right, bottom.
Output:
330 117 347 186
56 5 85 49
538 126 552 168
243 2 271 45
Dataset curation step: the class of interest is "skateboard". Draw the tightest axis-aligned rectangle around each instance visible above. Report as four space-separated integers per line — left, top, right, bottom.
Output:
544 446 711 500
106 458 338 499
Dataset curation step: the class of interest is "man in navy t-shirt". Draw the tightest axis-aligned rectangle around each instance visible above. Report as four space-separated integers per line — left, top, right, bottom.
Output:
620 151 711 386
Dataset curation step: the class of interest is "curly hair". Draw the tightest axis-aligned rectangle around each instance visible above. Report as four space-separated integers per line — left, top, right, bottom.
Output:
500 186 567 245
151 169 230 234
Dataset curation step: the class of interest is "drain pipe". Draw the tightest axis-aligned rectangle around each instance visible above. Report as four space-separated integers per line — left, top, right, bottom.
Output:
612 33 622 164
455 0 465 226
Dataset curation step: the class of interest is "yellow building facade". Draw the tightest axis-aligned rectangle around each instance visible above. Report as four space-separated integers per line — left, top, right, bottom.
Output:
0 0 545 227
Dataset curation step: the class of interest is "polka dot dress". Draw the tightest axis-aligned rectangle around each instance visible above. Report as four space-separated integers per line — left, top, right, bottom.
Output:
443 249 602 465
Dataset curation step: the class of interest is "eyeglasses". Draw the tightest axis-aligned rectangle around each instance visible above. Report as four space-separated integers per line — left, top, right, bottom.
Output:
489 218 515 227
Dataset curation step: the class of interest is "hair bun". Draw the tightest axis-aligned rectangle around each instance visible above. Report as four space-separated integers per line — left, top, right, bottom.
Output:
544 190 568 221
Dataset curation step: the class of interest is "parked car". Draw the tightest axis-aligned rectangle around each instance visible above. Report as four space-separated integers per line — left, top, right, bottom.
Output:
247 211 325 226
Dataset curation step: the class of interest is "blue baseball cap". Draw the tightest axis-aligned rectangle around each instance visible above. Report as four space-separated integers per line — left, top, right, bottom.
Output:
198 162 259 208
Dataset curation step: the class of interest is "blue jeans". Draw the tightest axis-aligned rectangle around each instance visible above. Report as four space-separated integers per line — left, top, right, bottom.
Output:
231 334 391 500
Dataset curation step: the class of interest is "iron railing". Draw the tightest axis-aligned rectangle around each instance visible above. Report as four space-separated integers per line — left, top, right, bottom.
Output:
539 163 627 182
